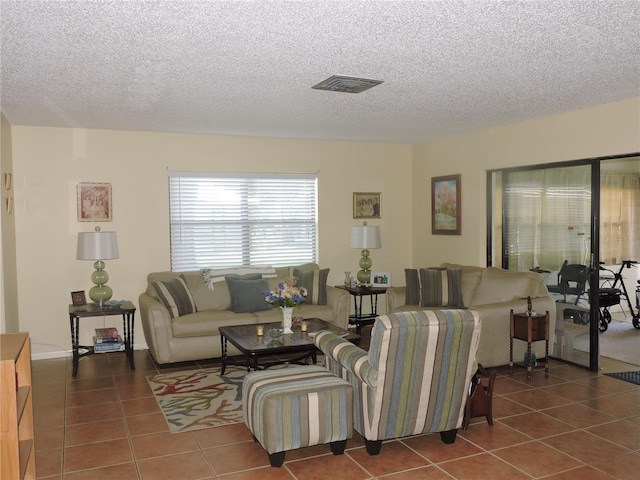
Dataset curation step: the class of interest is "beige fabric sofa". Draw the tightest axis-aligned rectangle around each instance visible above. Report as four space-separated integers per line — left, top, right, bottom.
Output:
139 264 350 364
386 263 556 367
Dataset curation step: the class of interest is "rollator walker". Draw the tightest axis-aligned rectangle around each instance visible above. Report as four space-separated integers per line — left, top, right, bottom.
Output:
595 260 640 332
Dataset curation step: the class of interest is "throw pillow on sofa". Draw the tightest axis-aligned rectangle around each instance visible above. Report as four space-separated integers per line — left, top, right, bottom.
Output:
225 275 272 314
293 267 329 305
417 268 464 308
405 268 421 305
151 276 197 319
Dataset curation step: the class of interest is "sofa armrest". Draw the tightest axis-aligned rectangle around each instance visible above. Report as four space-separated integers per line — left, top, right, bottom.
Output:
314 331 377 386
138 292 174 364
326 286 350 329
386 286 406 313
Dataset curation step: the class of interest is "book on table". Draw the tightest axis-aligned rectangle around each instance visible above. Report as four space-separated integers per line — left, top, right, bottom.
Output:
95 327 119 343
93 336 125 352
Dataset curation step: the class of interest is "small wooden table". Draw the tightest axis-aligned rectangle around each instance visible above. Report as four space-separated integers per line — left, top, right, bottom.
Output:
509 309 550 381
335 285 388 334
219 318 359 374
68 301 136 377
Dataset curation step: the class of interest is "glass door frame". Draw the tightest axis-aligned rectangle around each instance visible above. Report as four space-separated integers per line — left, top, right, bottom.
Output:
486 152 639 372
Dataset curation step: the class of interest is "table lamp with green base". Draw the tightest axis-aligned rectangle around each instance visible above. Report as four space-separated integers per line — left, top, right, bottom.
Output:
77 226 119 307
350 221 381 286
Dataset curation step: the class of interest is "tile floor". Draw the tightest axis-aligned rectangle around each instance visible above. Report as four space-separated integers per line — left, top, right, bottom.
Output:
33 334 639 480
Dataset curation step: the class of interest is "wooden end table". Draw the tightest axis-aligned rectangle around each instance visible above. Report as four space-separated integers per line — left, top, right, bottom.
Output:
335 285 388 334
509 309 549 381
68 301 136 377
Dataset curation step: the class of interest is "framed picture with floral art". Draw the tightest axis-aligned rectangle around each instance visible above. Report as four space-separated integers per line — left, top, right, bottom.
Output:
431 174 461 235
77 183 112 222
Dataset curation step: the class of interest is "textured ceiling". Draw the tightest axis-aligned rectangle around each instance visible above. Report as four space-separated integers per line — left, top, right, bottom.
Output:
1 0 639 144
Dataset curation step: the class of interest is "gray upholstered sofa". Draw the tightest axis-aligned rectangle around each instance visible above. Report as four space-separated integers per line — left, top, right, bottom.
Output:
386 263 556 367
139 263 350 364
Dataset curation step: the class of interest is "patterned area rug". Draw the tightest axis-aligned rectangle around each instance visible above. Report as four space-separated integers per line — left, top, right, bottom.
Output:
604 370 640 386
147 366 246 433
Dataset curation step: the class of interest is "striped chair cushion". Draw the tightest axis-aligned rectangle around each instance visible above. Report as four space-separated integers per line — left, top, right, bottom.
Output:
293 268 329 305
367 310 480 440
243 366 352 454
419 267 464 307
151 276 196 319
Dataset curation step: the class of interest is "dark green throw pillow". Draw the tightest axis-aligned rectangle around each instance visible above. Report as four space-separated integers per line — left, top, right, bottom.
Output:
225 275 271 313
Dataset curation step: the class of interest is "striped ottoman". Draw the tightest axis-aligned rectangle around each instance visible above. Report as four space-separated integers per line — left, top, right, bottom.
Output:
242 365 353 467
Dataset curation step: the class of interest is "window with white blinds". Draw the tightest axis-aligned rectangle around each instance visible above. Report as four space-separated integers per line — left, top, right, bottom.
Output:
503 165 592 272
169 172 318 272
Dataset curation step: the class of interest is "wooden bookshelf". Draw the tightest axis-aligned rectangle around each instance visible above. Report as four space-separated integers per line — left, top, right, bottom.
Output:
1 332 35 479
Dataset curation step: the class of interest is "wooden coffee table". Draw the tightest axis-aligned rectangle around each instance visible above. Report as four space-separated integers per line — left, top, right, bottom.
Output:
219 318 359 374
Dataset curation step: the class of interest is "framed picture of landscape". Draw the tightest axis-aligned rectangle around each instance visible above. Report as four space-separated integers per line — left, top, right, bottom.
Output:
431 174 461 235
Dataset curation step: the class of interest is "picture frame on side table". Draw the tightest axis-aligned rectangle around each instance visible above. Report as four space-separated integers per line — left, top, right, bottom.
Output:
71 290 87 306
353 192 381 219
431 174 461 235
371 271 391 287
77 182 112 222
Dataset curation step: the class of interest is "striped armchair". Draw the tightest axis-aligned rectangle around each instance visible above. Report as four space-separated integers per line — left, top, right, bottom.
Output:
314 309 481 455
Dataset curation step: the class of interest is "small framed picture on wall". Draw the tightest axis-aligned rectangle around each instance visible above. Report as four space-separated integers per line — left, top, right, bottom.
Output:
353 192 381 219
77 183 112 222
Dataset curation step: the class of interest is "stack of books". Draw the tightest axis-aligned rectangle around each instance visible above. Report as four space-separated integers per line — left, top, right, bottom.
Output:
93 328 125 353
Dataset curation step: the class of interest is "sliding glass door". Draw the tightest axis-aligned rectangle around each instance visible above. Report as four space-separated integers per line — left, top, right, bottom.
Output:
490 154 640 372
492 162 594 369
598 157 640 368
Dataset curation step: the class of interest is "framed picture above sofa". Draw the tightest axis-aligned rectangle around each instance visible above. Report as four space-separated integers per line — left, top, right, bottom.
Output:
353 192 381 219
431 174 461 235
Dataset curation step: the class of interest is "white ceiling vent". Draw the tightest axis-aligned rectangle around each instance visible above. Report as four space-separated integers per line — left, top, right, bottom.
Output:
312 75 383 94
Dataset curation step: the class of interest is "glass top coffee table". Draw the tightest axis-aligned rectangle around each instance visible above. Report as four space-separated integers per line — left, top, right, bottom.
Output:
219 318 360 374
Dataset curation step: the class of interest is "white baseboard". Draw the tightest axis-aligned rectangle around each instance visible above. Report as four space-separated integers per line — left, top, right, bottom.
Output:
31 343 149 361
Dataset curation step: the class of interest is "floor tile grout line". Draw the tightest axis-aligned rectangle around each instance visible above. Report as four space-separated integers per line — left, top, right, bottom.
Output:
113 368 144 480
31 343 637 479
484 449 537 479
539 428 636 464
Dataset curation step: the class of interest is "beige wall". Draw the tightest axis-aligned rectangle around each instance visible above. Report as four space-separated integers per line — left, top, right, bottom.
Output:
413 97 640 267
5 96 639 357
1 113 19 333
9 128 412 355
